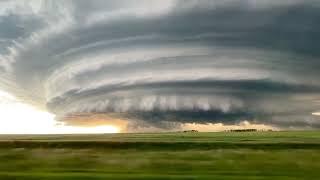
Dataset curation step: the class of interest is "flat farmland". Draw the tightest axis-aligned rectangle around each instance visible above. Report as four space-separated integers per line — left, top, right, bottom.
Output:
0 131 319 179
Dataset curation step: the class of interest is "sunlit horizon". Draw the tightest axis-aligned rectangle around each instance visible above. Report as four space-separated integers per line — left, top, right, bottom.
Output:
0 90 120 134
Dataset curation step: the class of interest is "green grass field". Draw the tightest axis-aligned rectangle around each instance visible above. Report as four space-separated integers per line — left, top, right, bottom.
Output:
0 131 320 179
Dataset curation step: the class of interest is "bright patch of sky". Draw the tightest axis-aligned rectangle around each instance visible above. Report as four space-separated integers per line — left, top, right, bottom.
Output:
0 90 119 134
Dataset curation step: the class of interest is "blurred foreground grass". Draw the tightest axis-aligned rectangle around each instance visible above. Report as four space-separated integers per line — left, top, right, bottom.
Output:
0 131 320 179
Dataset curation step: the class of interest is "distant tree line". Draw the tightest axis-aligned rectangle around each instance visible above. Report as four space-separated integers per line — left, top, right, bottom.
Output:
226 129 273 132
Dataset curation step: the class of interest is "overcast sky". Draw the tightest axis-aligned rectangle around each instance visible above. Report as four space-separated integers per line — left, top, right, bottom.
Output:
0 0 320 131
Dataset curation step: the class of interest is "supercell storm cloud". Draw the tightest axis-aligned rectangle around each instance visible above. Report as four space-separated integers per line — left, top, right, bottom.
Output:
0 0 320 129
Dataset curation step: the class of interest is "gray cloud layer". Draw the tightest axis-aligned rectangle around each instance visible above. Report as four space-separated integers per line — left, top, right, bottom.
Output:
0 0 320 129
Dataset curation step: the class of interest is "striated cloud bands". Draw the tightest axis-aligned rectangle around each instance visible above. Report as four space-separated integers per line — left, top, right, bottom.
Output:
0 0 320 129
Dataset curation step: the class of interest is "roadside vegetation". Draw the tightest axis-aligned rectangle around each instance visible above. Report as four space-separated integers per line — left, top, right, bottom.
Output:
0 131 319 179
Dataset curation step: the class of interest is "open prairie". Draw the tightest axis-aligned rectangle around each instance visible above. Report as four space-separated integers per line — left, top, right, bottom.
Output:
0 131 320 179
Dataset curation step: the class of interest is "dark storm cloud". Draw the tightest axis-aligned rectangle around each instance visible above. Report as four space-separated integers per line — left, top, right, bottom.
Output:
0 12 45 55
0 0 320 129
46 0 320 58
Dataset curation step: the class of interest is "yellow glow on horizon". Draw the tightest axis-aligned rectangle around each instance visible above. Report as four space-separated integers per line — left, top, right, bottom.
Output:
182 121 276 132
312 112 320 116
0 90 120 134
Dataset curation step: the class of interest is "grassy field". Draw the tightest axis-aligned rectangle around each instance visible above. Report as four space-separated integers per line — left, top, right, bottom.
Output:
0 131 320 179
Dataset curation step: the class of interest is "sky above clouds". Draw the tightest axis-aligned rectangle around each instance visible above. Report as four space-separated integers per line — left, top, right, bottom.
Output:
0 0 320 132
